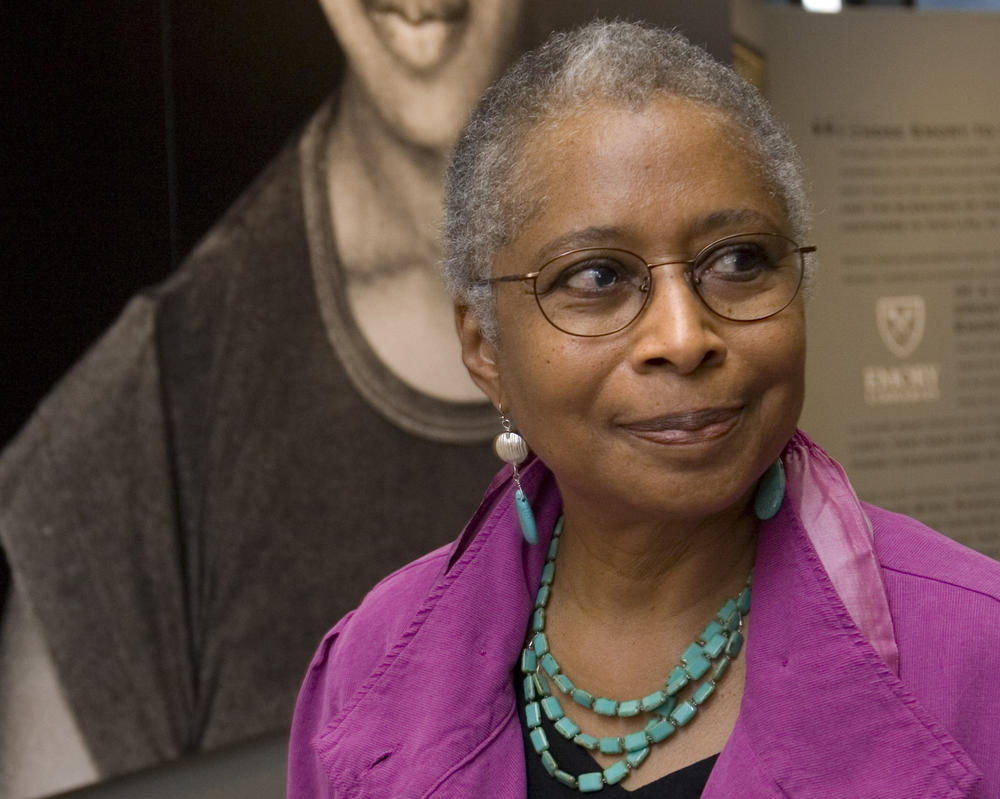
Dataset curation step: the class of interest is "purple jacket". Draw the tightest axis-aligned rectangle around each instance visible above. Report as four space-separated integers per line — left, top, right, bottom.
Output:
288 432 1000 797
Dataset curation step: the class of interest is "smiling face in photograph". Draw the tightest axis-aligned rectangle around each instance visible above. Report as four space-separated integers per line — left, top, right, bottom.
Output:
319 0 524 149
475 96 806 526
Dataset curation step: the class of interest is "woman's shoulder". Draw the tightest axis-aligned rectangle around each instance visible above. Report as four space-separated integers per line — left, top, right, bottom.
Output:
332 543 452 653
296 544 453 707
864 503 1000 793
865 502 1000 602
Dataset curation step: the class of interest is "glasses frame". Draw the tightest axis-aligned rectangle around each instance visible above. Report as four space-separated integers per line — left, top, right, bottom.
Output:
481 232 816 337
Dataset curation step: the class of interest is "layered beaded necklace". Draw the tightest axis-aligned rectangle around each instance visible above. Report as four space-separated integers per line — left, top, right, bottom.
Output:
520 516 752 793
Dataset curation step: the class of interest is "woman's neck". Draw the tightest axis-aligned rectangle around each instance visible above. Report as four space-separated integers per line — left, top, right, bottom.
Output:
550 500 757 629
534 500 757 784
328 73 447 277
324 74 483 402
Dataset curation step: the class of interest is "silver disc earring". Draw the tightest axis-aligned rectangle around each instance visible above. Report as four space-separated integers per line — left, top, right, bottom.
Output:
493 410 537 545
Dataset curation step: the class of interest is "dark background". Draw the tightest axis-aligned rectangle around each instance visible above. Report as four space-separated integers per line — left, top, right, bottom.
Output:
3 0 343 447
2 0 728 450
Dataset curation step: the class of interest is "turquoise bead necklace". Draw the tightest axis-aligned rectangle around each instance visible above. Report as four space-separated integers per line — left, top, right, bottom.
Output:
520 516 753 793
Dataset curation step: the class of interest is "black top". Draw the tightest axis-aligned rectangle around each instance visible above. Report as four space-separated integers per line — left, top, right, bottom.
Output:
517 679 719 797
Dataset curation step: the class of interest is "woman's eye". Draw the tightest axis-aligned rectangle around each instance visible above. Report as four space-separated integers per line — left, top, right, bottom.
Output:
701 244 771 280
555 259 628 293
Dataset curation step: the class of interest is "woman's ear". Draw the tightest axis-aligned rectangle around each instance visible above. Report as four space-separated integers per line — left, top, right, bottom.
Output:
455 305 501 408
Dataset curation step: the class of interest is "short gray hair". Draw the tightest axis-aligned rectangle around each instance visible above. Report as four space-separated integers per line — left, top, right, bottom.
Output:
442 19 811 340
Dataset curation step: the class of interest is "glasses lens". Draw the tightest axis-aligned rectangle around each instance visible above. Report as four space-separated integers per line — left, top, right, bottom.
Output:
692 234 803 321
535 249 649 336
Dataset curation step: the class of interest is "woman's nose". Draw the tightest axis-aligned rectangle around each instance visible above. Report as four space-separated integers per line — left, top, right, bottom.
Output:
627 267 727 374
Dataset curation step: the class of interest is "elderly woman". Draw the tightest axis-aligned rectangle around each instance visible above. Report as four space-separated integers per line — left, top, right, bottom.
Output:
288 21 1000 798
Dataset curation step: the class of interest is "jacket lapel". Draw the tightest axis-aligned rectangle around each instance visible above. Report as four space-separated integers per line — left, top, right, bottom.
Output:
704 500 981 798
317 459 557 798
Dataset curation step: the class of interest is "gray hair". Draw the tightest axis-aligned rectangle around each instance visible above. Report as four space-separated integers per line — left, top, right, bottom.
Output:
442 19 811 340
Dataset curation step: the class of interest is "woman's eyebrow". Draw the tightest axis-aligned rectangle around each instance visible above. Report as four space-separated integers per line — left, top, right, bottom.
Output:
533 210 781 263
688 208 782 237
535 226 630 262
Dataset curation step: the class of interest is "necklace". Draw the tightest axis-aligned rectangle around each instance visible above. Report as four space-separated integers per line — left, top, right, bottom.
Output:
520 516 752 793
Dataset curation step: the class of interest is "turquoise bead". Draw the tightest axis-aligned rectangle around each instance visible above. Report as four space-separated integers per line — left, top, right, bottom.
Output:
627 747 650 768
541 751 557 776
604 761 629 786
546 536 560 560
554 674 574 694
520 650 536 673
530 727 549 754
554 716 580 739
726 630 745 657
718 599 738 623
646 718 676 743
599 737 623 755
578 772 603 792
693 681 716 705
712 656 731 681
618 700 641 718
723 610 741 633
754 459 785 520
574 733 599 750
516 488 538 545
704 632 727 658
572 688 594 709
623 731 649 752
554 770 578 789
541 695 564 721
701 620 723 643
641 690 667 712
535 585 550 608
541 562 555 585
533 671 549 696
525 701 541 728
593 697 619 716
533 632 549 657
532 608 545 633
737 586 752 615
670 700 697 727
523 675 536 702
541 653 560 677
681 642 703 664
685 653 711 680
652 695 677 717
666 665 689 695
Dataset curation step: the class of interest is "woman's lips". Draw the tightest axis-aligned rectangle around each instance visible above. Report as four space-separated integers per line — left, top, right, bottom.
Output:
365 0 468 72
622 407 742 444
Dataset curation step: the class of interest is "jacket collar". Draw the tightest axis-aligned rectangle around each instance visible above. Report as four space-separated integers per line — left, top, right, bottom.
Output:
320 440 980 797
706 477 980 797
316 457 554 798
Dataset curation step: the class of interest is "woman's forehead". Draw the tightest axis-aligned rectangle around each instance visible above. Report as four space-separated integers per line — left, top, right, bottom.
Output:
500 97 784 258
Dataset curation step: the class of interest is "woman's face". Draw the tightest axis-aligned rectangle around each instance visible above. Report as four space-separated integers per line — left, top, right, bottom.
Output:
461 96 806 525
319 0 524 150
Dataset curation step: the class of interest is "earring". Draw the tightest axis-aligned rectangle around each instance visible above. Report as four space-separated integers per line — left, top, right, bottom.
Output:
493 409 538 545
754 459 785 521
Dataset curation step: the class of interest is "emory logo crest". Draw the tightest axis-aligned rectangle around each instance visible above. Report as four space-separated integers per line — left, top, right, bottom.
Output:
876 295 925 359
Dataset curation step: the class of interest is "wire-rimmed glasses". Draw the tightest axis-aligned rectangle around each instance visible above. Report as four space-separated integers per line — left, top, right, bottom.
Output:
482 232 815 337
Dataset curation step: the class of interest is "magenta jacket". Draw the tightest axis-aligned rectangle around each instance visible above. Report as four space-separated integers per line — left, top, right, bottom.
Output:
288 432 1000 797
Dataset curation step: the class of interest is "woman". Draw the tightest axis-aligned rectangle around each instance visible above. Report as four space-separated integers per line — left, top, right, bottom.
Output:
0 2 526 794
288 21 1000 797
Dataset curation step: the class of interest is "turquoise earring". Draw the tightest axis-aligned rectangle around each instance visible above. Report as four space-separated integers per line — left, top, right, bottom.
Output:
754 459 785 521
493 410 538 545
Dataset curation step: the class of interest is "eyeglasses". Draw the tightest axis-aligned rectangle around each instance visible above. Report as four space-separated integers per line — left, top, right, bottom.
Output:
482 232 815 337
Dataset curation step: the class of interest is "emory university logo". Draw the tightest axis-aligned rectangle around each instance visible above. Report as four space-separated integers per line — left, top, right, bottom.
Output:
876 295 925 358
